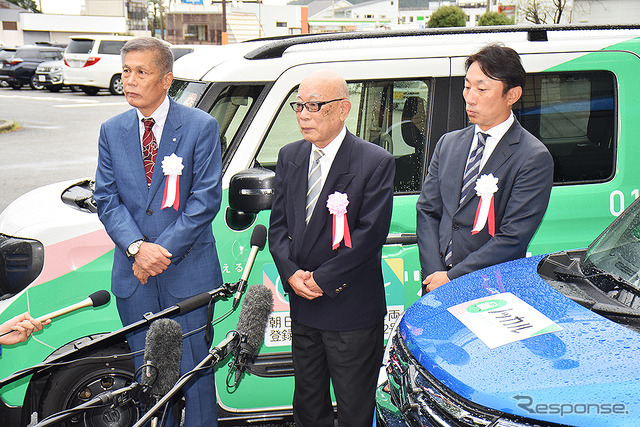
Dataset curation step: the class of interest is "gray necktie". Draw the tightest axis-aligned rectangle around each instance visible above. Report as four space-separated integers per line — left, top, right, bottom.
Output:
444 132 489 267
306 149 324 224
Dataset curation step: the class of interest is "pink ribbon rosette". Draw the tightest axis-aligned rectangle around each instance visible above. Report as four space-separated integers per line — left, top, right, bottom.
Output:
472 173 499 236
326 192 352 250
161 153 184 211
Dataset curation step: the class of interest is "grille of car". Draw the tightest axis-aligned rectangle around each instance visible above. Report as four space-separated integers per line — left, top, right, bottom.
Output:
37 66 52 72
386 333 561 427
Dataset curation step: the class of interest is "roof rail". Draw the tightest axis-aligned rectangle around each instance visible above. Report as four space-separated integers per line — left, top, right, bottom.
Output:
244 24 640 60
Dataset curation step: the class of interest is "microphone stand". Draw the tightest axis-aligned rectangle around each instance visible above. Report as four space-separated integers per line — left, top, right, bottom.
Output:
132 332 241 427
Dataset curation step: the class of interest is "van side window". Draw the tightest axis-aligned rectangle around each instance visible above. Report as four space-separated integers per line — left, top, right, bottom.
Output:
98 41 126 55
207 85 264 157
514 71 615 184
258 79 429 193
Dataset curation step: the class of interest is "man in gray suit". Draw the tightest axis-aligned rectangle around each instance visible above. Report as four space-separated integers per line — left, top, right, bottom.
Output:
417 44 553 293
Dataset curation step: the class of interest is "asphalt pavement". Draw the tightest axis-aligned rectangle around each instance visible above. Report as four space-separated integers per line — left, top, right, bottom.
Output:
0 86 130 213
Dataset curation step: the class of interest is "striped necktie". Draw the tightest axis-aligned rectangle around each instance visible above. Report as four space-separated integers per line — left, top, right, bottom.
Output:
444 132 488 267
306 149 324 224
459 132 488 205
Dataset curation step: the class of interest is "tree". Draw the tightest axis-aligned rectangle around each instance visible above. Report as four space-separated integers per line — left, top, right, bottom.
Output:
478 11 514 26
427 6 467 28
522 0 570 24
6 0 40 12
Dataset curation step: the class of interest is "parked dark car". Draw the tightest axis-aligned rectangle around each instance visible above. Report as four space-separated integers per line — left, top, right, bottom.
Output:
0 45 64 90
0 47 17 87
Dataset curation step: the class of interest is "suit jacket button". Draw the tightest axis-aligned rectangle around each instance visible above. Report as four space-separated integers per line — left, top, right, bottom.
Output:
453 224 459 231
146 209 153 216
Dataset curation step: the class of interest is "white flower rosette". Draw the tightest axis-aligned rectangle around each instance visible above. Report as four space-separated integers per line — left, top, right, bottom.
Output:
326 192 352 250
161 153 184 211
472 173 499 236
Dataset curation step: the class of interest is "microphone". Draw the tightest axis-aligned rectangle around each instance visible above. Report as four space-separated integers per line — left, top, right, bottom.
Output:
33 318 182 427
231 284 273 383
134 285 273 427
141 318 182 396
0 290 111 339
232 224 267 310
35 290 111 323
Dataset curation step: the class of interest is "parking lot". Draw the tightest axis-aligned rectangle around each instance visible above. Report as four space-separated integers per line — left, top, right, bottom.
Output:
0 87 129 212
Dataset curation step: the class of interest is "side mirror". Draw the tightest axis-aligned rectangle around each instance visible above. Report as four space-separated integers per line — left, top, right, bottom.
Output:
229 167 275 213
226 167 275 231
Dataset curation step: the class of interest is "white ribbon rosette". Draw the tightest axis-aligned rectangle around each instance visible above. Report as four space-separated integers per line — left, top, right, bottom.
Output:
472 173 499 236
326 192 352 250
161 153 184 211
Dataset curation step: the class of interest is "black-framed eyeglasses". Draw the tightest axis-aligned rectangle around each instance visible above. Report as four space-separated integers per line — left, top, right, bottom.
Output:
289 98 346 113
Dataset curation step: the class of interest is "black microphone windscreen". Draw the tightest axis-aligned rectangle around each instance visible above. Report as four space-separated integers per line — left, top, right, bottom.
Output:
249 224 267 250
142 319 182 396
235 284 273 351
88 290 111 307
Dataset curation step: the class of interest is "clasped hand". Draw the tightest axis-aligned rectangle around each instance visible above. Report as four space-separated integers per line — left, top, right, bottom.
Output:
288 270 323 300
132 242 172 284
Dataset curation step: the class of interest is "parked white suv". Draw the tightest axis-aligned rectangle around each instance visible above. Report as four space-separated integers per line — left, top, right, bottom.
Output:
63 35 133 95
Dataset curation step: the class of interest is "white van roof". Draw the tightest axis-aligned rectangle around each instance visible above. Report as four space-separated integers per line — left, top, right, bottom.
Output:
175 25 640 83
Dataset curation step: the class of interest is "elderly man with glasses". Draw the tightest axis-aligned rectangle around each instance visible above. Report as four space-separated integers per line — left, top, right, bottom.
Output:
269 69 395 427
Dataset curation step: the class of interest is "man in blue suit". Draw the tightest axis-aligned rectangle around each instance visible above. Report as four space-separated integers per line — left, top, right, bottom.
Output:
417 44 553 294
269 70 395 426
94 37 222 426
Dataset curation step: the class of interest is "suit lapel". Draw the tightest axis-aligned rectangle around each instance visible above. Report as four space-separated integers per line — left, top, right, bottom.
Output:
300 134 355 260
290 143 312 242
147 101 182 206
122 110 148 200
454 127 476 208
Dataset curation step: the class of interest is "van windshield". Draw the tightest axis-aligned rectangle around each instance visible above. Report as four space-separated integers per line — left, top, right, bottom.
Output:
582 199 640 310
67 39 94 54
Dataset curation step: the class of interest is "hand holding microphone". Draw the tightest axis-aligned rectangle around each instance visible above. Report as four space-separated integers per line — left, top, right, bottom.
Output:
0 290 110 342
0 312 49 346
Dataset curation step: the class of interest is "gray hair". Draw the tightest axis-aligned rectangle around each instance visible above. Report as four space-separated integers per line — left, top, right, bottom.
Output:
121 37 173 76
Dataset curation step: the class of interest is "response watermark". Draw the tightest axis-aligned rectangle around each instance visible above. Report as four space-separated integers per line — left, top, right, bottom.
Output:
513 395 628 417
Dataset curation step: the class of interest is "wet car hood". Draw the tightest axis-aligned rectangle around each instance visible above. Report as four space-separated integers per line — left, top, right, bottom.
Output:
400 255 640 425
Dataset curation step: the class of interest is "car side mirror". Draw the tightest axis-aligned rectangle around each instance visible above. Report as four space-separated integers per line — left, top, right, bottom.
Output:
229 167 275 212
226 167 275 230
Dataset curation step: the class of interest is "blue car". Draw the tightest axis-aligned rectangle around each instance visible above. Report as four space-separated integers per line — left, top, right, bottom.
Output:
377 199 640 426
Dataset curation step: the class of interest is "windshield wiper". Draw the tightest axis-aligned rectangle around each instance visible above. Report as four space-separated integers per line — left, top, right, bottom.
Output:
553 266 640 318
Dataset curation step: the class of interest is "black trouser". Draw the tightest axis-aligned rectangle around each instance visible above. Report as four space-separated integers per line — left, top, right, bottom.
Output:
291 319 384 427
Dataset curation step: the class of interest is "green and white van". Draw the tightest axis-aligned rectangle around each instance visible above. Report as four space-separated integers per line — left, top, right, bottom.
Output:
1 25 639 425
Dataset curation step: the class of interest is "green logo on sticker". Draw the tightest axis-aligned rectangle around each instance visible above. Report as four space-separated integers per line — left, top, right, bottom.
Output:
466 299 508 313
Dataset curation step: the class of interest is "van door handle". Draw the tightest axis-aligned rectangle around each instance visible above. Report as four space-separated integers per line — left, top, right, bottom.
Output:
385 234 418 245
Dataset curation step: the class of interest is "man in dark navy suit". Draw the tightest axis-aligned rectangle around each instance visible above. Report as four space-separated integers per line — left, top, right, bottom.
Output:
269 70 395 427
417 44 554 294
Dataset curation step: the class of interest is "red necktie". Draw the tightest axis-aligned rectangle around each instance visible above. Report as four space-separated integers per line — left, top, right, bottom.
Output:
142 118 157 186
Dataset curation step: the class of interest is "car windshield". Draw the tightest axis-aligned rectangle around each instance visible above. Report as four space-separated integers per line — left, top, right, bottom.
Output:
582 198 640 310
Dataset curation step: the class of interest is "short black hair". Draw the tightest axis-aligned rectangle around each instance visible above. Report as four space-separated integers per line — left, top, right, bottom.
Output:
465 43 526 94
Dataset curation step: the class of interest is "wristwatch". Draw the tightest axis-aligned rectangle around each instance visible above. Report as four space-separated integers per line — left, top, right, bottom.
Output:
127 240 144 257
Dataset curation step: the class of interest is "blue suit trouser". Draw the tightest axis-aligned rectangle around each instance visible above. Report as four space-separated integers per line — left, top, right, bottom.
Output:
116 276 217 427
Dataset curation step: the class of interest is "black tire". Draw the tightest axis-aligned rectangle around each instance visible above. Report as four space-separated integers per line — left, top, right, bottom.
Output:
109 74 123 95
48 85 62 93
30 75 45 90
39 343 138 427
9 81 22 90
81 86 100 96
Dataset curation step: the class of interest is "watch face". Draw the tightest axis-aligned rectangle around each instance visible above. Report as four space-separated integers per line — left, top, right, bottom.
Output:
128 242 140 255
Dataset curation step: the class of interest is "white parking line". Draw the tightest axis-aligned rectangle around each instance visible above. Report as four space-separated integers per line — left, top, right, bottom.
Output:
0 94 100 103
54 102 129 108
